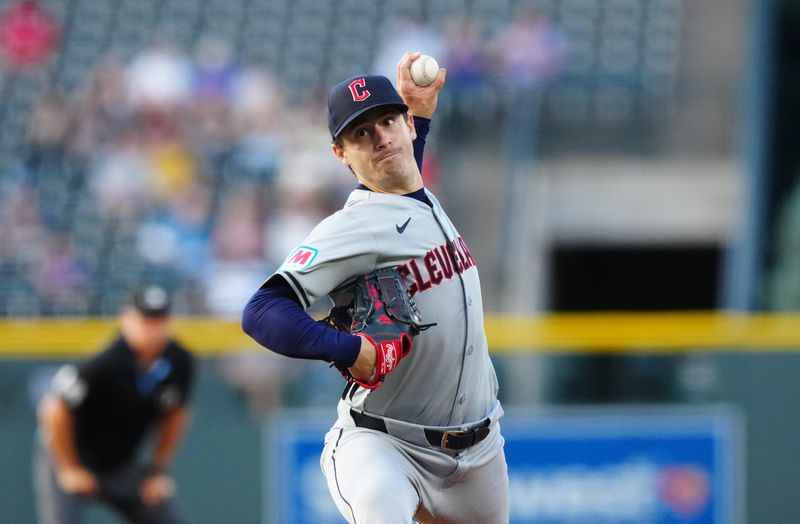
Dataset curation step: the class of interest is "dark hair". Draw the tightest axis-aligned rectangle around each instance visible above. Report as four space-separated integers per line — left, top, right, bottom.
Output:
332 109 410 149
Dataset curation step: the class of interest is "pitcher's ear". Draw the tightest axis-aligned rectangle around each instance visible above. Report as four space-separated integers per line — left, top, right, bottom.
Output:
331 143 348 165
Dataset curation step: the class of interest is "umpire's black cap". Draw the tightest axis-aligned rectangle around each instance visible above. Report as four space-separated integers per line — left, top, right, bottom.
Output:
131 284 172 318
327 75 408 140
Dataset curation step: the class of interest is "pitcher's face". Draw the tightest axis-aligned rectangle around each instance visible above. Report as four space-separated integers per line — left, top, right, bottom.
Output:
332 108 420 194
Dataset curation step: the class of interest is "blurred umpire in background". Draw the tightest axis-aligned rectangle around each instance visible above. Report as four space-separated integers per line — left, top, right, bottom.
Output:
34 284 195 524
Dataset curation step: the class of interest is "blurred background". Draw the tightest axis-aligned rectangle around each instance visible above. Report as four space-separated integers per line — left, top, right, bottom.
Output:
0 0 798 522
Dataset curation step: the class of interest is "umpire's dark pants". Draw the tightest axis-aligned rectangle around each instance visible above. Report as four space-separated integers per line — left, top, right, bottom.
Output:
33 441 188 524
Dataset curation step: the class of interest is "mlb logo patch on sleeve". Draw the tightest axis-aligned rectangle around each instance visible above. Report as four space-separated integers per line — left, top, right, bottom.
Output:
280 246 319 271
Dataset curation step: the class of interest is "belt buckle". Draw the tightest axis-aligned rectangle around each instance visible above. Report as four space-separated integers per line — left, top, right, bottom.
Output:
440 429 466 450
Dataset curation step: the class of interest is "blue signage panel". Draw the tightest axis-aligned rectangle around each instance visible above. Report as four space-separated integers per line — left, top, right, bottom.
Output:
502 407 743 524
264 411 342 524
266 406 742 524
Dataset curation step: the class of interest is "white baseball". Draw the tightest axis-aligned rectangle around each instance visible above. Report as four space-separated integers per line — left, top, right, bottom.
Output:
410 55 439 87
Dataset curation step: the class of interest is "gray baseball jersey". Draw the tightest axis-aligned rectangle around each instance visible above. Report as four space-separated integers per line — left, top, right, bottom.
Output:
271 188 501 428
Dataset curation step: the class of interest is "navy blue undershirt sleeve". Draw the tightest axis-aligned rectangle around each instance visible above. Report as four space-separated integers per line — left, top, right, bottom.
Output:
241 278 361 368
413 116 431 173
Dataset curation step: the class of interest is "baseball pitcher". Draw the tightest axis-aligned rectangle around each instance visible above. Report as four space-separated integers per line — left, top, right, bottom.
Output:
242 52 508 524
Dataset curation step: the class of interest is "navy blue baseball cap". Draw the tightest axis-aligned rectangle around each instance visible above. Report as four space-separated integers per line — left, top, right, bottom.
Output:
327 75 408 140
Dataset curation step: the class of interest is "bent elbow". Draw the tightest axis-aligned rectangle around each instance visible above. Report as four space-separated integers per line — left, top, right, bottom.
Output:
241 292 274 351
241 300 257 338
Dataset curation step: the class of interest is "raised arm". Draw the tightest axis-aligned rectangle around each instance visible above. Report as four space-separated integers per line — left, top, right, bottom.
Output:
397 52 446 174
396 51 446 119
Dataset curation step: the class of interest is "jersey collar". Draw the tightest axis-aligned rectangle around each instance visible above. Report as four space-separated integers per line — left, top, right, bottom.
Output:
355 183 432 207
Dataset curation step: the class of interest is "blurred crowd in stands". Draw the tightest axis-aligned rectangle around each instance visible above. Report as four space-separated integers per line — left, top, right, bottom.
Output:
0 0 568 319
6 38 350 316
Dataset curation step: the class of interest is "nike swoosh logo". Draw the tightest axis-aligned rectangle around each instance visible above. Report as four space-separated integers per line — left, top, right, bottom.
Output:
396 217 411 234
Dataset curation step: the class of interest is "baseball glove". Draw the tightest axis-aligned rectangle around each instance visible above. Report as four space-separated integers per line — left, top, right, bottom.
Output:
321 267 435 389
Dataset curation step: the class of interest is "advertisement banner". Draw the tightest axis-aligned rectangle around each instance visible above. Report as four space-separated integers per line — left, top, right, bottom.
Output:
503 407 743 524
265 406 742 524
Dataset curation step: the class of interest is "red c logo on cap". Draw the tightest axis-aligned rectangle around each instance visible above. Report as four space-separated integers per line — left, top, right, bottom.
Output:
348 78 370 102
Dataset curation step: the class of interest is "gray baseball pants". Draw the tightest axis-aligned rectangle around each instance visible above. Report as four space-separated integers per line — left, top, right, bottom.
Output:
321 416 509 524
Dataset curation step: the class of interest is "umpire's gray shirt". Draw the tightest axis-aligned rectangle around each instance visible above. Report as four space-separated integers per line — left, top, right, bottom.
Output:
271 188 500 428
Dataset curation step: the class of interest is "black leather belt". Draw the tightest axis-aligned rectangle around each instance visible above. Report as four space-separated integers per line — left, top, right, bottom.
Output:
350 409 491 451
